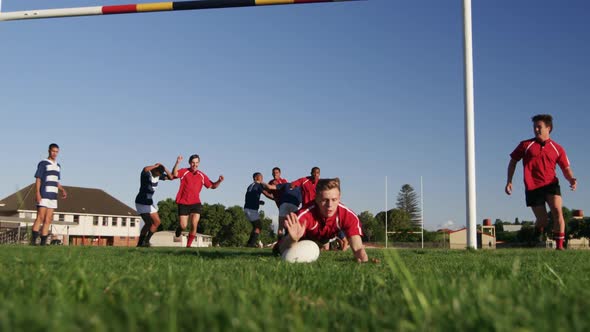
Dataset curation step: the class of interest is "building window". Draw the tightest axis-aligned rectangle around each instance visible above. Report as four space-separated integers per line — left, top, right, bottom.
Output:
112 217 118 227
93 216 99 226
102 217 109 226
122 217 127 227
120 236 126 240
59 214 65 222
73 215 80 224
130 219 136 227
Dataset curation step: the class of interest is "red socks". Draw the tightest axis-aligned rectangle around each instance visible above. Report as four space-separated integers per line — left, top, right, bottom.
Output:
553 232 565 250
187 234 195 248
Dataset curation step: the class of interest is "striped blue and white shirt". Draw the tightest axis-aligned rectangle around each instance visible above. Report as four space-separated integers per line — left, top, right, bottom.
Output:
135 170 167 205
34 159 61 200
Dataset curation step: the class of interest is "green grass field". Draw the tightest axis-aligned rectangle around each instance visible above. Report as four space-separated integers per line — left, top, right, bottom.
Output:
1 246 590 331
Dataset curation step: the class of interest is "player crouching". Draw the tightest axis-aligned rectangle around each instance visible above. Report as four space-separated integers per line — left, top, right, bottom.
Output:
277 178 369 263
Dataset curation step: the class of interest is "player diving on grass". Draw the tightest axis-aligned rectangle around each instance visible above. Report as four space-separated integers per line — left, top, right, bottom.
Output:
135 162 174 247
276 178 369 262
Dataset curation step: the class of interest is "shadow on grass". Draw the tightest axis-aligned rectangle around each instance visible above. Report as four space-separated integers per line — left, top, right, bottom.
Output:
135 247 278 260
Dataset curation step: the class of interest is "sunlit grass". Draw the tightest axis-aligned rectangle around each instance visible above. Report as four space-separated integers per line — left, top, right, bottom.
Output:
1 246 590 331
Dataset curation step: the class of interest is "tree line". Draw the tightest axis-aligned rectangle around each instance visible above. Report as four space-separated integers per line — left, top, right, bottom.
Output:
153 184 425 246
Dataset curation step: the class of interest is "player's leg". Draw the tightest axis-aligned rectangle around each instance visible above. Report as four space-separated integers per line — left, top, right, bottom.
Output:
528 186 549 245
175 204 189 237
546 193 565 250
144 212 161 245
137 213 152 247
31 206 47 245
186 212 201 248
40 208 55 246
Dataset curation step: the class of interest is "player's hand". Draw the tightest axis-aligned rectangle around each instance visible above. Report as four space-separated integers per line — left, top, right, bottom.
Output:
218 175 224 182
285 212 305 242
61 189 67 199
505 183 512 195
354 248 369 263
176 155 183 163
569 178 577 191
36 193 42 204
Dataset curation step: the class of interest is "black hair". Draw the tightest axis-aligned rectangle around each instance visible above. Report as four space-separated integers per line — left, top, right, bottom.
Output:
252 172 262 180
189 154 200 163
48 143 59 150
532 114 553 133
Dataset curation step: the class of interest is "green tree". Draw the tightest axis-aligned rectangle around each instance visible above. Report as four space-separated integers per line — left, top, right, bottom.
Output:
156 198 178 231
358 211 377 242
494 219 504 233
396 184 421 228
375 208 413 242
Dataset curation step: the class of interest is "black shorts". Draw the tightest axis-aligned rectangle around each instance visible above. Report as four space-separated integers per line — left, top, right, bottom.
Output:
525 182 561 207
178 203 203 216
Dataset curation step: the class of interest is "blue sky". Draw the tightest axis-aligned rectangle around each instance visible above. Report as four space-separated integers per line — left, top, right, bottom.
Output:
1 0 589 230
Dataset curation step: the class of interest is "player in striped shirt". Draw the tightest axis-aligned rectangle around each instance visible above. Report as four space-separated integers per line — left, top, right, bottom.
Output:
135 162 174 247
31 143 67 246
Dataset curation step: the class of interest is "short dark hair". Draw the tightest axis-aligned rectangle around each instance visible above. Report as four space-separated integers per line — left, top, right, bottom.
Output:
311 167 320 173
48 143 59 150
272 167 281 173
189 154 200 163
532 114 553 133
252 172 262 180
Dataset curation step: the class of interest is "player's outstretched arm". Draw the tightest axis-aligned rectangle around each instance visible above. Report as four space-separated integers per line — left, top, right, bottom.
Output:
162 165 174 180
172 155 182 178
349 235 368 263
211 175 224 189
279 213 306 253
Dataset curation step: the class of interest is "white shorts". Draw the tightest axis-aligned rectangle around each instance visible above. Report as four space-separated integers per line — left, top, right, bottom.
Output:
136 203 158 214
244 208 260 222
38 199 57 209
279 203 299 217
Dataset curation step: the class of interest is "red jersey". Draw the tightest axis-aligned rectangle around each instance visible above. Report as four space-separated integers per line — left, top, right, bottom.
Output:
291 176 318 205
175 168 213 205
296 203 363 242
510 138 570 191
269 177 287 207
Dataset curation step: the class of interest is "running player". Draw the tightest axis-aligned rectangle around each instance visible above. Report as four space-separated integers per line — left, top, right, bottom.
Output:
244 172 272 247
505 114 577 250
290 167 320 206
135 163 173 247
172 154 224 247
268 167 287 209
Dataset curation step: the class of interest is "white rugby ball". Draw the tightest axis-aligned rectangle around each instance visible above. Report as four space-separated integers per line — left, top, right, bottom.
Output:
281 240 320 263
